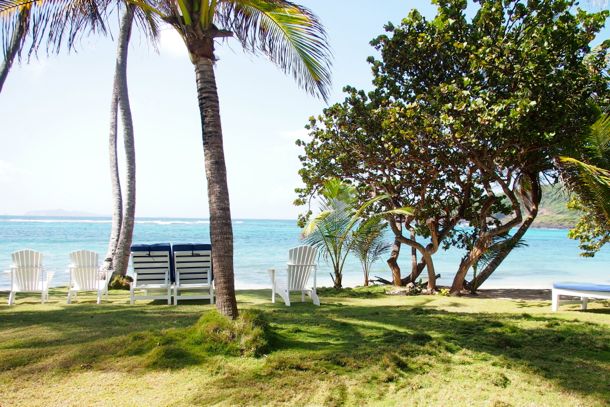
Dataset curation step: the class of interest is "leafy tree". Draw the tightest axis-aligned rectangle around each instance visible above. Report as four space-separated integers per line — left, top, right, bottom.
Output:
350 216 391 286
368 0 610 294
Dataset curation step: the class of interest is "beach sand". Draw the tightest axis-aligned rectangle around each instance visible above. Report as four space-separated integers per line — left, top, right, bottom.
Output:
470 288 551 301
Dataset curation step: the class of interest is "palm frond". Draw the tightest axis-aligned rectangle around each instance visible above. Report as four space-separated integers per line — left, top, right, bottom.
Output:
559 156 610 223
589 113 610 166
0 0 110 58
216 0 332 101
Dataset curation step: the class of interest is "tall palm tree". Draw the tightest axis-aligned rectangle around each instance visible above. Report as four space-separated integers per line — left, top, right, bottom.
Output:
105 5 158 279
133 0 333 318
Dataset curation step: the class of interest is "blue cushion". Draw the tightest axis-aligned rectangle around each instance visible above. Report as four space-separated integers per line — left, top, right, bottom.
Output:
131 243 174 282
172 243 212 281
131 243 172 252
553 282 610 292
172 243 212 252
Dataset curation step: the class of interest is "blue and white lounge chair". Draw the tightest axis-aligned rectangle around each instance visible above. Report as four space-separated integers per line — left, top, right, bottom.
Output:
129 243 173 304
552 282 610 312
172 243 214 305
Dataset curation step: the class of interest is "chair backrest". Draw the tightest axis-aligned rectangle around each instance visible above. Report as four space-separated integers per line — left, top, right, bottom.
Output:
173 243 212 286
287 246 318 291
11 249 44 291
69 250 100 290
130 244 172 287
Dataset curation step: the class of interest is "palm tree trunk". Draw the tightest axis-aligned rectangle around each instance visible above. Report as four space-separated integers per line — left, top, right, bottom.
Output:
103 52 123 275
113 6 136 277
0 8 29 93
193 56 238 319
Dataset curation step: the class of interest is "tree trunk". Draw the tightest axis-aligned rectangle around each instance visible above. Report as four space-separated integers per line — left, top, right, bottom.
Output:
387 238 402 286
422 251 437 290
193 56 238 319
402 261 426 285
467 176 542 290
103 25 125 275
450 238 488 294
0 8 29 93
113 7 136 277
410 229 417 280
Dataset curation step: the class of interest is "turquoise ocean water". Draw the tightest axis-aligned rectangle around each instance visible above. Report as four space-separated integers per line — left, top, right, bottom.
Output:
0 215 608 291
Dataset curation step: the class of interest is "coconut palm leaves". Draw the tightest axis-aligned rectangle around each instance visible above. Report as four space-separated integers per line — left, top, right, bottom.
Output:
559 113 610 255
303 179 410 289
136 0 331 100
559 113 610 225
351 217 391 286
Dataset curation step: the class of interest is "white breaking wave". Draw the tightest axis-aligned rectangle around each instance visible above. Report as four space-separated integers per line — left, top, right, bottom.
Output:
2 218 243 225
4 219 112 224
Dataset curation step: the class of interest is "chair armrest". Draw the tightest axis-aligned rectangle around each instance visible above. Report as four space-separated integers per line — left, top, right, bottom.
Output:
46 271 55 284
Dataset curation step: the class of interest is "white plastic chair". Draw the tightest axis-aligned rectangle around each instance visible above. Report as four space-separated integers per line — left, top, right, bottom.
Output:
129 244 172 305
67 250 111 304
173 243 214 305
268 245 320 306
7 249 54 305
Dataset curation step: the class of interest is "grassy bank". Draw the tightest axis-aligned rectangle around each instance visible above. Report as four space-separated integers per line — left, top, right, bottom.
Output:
0 287 609 406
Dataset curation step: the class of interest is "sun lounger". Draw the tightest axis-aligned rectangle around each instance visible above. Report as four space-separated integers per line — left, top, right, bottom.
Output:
551 282 610 311
269 245 320 306
172 243 214 305
7 249 54 305
67 250 111 304
130 243 173 304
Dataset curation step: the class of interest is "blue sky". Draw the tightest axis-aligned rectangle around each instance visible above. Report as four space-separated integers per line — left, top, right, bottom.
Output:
0 1 608 219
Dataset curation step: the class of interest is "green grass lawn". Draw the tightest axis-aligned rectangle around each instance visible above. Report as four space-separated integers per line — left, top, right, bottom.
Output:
0 287 609 406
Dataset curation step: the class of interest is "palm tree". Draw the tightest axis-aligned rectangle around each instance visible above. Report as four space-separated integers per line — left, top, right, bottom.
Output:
560 114 610 219
0 5 29 92
104 5 158 279
303 179 406 289
0 0 108 93
132 0 332 318
351 216 391 286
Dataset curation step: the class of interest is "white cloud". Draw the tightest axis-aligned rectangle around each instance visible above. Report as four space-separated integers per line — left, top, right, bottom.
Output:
159 29 188 58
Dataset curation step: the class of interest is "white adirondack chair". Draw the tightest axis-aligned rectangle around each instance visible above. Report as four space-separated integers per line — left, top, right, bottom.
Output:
129 243 172 304
268 245 320 306
7 249 54 305
67 250 111 304
173 243 214 305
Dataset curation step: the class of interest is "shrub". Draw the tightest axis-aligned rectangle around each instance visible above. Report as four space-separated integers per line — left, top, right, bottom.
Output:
109 274 133 290
193 309 271 357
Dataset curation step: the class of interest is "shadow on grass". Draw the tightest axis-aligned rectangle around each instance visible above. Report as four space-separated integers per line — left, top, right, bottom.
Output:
1 290 609 405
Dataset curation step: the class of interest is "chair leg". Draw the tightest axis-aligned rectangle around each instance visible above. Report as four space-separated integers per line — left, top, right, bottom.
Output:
551 290 559 312
97 291 101 305
210 286 215 305
311 289 320 306
41 291 46 304
67 291 72 304
168 287 172 305
173 287 177 306
8 291 15 306
130 287 135 305
271 284 276 303
581 297 588 311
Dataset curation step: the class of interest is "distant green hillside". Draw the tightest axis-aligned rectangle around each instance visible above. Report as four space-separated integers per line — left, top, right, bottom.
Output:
532 184 581 228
